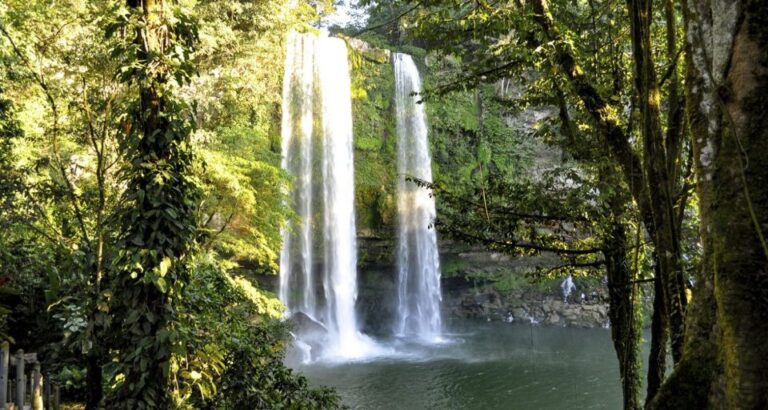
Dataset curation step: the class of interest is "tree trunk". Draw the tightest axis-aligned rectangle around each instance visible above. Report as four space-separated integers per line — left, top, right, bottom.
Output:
627 0 687 363
645 262 668 404
86 231 106 409
85 349 102 410
107 0 199 408
651 0 768 407
605 216 642 410
556 76 643 410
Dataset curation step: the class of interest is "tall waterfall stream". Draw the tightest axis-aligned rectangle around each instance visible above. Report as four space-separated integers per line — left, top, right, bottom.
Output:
393 53 443 341
279 32 381 360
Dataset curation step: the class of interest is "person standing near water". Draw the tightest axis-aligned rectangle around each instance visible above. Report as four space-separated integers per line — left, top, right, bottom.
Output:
561 275 576 303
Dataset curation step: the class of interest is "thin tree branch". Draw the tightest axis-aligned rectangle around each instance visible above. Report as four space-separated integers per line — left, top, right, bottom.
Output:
351 2 423 37
445 227 604 255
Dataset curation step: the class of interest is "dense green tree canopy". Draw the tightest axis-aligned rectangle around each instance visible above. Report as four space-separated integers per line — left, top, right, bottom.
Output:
1 0 767 408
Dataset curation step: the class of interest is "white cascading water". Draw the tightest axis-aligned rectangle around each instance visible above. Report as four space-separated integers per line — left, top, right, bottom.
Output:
280 32 378 360
393 53 443 342
279 33 316 319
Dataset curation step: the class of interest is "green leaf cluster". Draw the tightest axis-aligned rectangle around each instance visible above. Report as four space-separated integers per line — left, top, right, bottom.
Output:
0 0 345 408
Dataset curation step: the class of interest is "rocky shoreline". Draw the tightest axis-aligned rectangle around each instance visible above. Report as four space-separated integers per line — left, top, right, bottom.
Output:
445 288 610 328
256 236 617 331
355 236 614 331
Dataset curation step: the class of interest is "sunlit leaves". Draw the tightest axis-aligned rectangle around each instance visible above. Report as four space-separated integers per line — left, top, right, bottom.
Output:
2 0 342 408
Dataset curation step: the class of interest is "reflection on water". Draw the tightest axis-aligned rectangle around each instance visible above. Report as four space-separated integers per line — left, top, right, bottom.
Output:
297 320 627 410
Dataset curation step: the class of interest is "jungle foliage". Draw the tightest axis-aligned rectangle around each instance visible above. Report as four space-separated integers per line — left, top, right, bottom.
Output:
0 0 341 408
351 0 768 408
1 0 767 409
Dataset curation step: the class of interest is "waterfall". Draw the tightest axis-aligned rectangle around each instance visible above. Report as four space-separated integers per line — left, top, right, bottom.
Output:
279 33 316 319
393 53 443 342
280 32 378 360
317 35 363 355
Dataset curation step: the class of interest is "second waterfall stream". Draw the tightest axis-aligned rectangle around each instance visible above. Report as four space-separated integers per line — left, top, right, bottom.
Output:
393 53 443 342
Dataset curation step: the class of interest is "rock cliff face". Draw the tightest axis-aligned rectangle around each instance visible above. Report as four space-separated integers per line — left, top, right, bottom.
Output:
446 288 609 328
355 236 612 332
256 236 614 333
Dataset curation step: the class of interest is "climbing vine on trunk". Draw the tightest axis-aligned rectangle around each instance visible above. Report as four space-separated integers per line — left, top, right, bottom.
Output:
105 1 201 408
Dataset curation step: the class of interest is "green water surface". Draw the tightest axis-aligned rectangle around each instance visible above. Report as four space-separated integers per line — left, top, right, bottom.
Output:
298 320 627 410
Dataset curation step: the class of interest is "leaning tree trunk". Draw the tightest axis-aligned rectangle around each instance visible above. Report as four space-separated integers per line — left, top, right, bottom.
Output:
651 0 768 408
532 1 688 380
557 87 643 409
